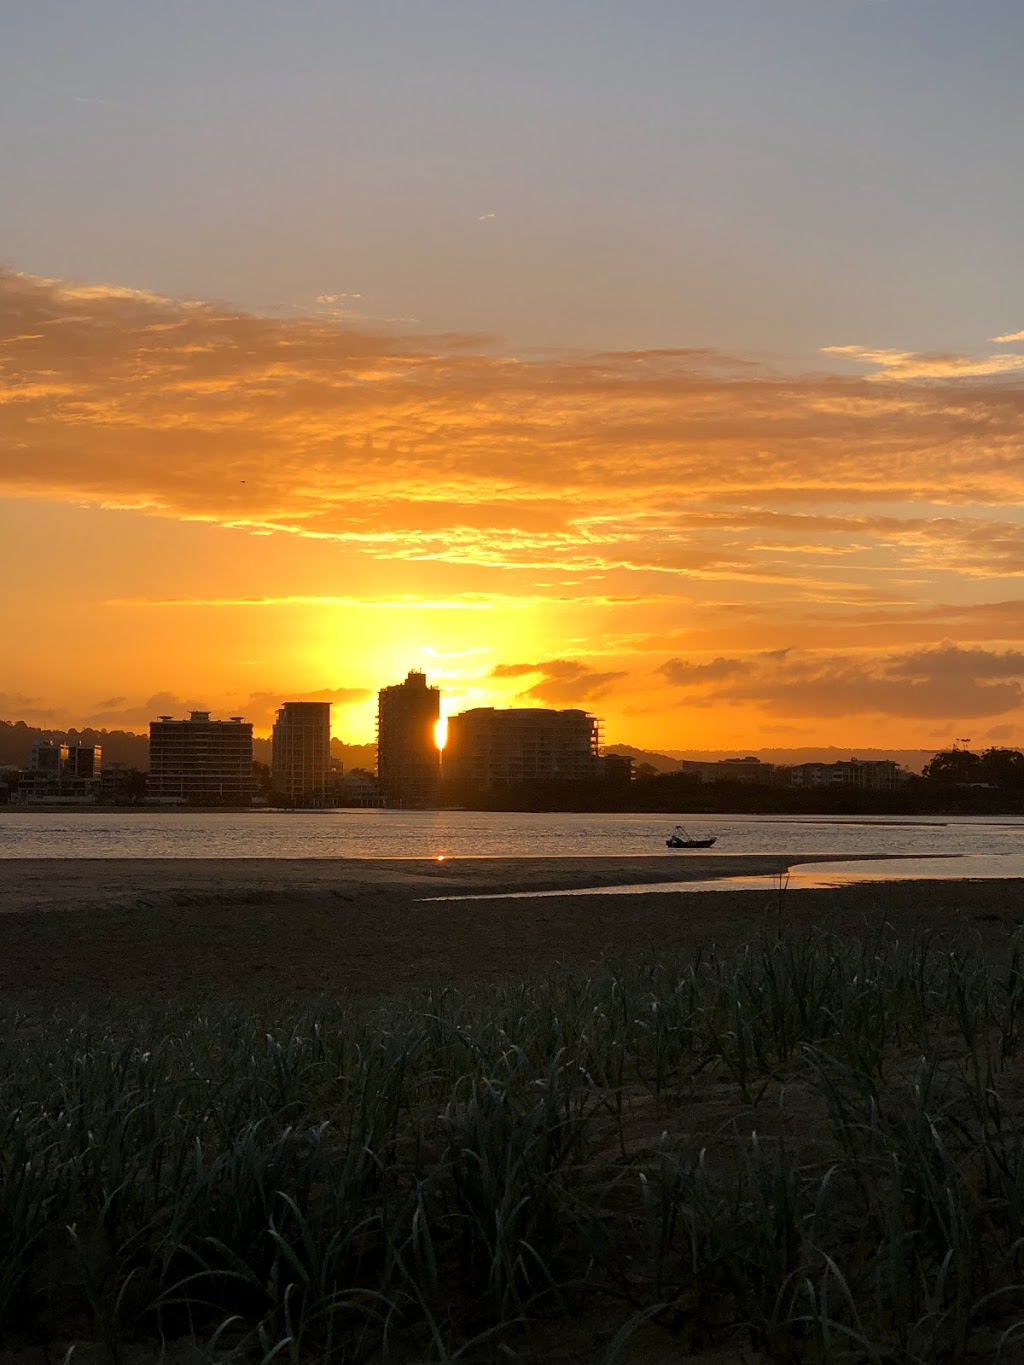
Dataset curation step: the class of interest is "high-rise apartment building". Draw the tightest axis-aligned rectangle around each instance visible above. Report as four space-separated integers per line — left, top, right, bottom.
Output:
376 670 440 807
271 701 332 805
444 708 600 786
147 711 253 805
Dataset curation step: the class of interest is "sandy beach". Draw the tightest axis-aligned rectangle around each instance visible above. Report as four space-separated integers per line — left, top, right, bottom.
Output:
2 854 1023 1001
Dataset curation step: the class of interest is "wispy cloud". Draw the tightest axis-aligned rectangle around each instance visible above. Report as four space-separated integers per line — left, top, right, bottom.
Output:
103 594 502 610
0 691 61 723
71 96 127 110
659 656 751 686
823 343 1024 380
654 644 1024 721
4 268 1024 590
8 268 1024 746
85 687 372 731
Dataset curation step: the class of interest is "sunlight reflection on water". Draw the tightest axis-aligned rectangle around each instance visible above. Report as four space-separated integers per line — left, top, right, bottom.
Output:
419 853 1024 901
2 810 1024 861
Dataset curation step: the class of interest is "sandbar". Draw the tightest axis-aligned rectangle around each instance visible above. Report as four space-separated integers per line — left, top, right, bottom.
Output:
0 854 1021 1001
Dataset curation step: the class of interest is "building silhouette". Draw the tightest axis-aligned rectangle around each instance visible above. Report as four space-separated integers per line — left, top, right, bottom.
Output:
65 744 101 779
18 740 102 803
376 670 440 806
148 711 253 805
272 701 331 805
31 740 69 775
444 707 600 787
789 759 904 791
675 756 776 785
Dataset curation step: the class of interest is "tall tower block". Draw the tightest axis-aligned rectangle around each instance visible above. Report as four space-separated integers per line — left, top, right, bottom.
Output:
272 701 332 806
376 670 440 807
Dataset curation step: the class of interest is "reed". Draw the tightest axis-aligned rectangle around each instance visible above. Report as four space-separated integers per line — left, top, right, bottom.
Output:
3 925 1024 1360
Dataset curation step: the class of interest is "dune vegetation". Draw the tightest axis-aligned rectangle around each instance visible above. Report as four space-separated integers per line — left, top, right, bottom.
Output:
4 924 1024 1362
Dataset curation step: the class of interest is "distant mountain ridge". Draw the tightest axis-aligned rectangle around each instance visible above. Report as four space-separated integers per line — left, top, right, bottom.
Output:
605 744 935 775
0 720 152 770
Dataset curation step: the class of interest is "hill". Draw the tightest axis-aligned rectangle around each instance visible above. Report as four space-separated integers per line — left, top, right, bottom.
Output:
606 743 934 774
0 719 150 769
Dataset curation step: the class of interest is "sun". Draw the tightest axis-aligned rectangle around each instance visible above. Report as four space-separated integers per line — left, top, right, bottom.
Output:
434 716 449 751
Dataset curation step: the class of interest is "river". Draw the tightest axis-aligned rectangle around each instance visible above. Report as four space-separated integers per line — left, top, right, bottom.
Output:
2 808 1023 864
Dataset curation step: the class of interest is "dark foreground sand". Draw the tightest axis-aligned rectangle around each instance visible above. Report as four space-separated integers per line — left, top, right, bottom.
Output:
2 854 1023 1001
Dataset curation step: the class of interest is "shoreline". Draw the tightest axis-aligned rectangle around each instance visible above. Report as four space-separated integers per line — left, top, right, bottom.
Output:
1 854 1023 1003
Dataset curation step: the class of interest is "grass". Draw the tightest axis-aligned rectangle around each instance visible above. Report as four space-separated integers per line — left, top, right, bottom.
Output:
4 925 1024 1361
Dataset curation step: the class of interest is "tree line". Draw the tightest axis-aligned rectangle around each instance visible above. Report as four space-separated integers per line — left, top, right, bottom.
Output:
921 746 1024 789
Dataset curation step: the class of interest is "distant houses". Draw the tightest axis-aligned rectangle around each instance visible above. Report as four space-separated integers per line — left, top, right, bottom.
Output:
787 759 904 792
667 756 904 790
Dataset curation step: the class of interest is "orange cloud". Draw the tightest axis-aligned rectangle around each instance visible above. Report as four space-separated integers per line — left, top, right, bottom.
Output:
491 659 629 705
8 267 1024 748
823 343 1024 380
85 687 372 732
655 645 1024 721
5 268 1024 578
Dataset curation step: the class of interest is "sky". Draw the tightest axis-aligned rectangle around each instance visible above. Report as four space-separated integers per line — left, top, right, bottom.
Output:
3 0 1024 750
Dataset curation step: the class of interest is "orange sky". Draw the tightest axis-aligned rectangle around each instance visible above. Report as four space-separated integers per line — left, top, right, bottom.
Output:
3 267 1024 750
5 6 1024 753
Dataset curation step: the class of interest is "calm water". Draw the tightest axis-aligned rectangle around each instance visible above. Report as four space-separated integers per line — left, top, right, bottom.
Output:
1 808 1023 863
420 854 1024 901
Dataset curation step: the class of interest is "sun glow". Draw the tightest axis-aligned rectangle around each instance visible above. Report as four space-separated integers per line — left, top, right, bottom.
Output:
434 717 449 751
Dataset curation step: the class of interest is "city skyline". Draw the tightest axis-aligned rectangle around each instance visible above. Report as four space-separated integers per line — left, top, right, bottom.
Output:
5 4 1024 752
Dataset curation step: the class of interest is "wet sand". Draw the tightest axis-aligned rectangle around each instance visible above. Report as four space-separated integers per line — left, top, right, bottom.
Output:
1 855 1022 1001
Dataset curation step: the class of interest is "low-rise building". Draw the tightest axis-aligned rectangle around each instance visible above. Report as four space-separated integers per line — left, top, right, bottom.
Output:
17 740 102 803
600 753 634 784
31 740 68 775
788 759 905 791
675 756 776 785
65 744 101 779
336 767 384 806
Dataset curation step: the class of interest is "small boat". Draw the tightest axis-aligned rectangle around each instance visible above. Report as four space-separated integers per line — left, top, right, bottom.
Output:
666 824 717 849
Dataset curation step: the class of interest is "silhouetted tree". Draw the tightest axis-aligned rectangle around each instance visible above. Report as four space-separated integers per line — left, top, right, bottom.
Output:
252 761 273 796
922 749 982 784
978 747 1024 789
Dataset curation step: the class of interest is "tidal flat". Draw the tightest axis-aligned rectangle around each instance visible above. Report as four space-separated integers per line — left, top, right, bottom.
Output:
1 853 1021 1001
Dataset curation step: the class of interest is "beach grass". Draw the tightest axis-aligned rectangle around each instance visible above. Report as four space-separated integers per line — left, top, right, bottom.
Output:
5 926 1024 1361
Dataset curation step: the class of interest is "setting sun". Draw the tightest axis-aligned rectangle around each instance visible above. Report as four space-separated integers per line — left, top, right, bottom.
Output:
434 717 449 751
